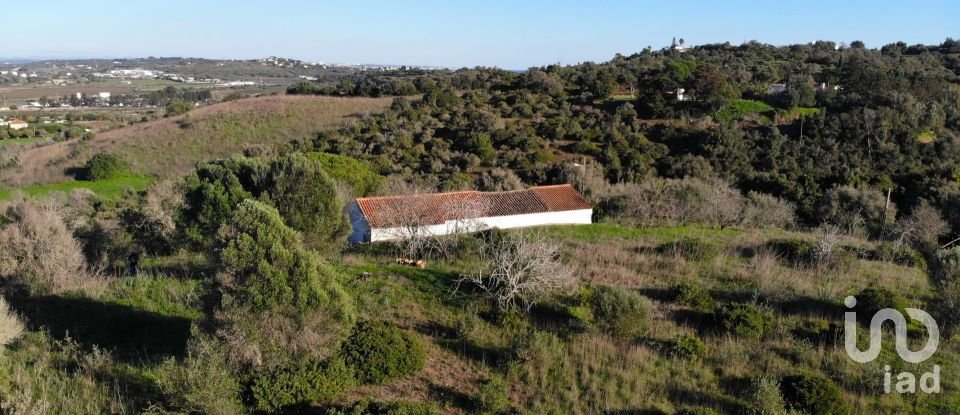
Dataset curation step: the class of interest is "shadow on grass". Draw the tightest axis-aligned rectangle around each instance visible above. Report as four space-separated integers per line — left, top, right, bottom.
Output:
668 308 714 334
427 383 475 413
771 296 844 319
667 384 748 414
9 294 191 361
416 321 508 367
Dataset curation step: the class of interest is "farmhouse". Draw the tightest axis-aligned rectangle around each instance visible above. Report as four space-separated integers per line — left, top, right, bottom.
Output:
5 119 28 130
347 184 592 243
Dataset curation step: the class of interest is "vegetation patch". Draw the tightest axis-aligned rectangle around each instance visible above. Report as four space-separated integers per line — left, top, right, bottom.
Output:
340 320 427 384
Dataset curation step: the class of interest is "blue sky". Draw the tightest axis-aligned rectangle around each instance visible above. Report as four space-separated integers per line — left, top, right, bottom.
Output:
2 0 956 69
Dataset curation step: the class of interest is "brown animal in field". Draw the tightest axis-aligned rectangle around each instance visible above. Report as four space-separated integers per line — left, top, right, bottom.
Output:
415 260 427 269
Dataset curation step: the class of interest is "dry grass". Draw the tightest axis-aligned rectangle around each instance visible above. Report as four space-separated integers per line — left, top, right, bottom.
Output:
0 298 25 348
1 95 393 186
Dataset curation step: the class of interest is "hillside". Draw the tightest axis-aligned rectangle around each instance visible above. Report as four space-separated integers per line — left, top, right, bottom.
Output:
0 95 393 186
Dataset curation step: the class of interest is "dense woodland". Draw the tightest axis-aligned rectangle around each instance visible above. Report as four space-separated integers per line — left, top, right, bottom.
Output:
1 39 960 414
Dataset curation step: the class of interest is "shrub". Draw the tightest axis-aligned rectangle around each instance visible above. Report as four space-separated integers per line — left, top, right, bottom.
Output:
712 303 770 339
215 200 354 367
509 330 564 366
742 191 797 229
869 241 926 269
780 373 849 415
659 238 720 261
591 285 651 340
662 334 706 359
340 321 426 384
817 186 894 237
153 333 245 415
853 287 907 317
250 357 355 412
766 239 816 267
672 281 715 310
327 400 441 415
165 99 193 116
308 152 384 196
81 153 128 181
792 319 841 345
0 200 92 294
474 376 510 414
0 298 25 348
749 376 795 415
265 152 351 249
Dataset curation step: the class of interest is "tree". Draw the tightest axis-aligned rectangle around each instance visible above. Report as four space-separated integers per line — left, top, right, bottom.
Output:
264 153 350 250
165 99 193 116
458 231 574 311
81 153 128 181
214 200 354 368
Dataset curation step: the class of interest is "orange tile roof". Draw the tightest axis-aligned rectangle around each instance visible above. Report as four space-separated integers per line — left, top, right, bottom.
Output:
355 184 591 228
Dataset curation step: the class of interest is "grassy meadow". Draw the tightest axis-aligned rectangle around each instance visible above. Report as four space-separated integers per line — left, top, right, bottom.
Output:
0 95 393 186
4 221 952 414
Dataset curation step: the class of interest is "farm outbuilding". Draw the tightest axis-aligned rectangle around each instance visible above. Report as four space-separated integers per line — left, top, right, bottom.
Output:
347 184 592 243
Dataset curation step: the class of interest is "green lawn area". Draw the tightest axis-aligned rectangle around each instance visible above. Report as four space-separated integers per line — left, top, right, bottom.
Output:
0 137 47 149
789 106 821 117
715 99 776 123
0 175 152 201
731 99 775 113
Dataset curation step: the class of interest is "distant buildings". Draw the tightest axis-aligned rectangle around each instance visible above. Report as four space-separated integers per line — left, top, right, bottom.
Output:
2 119 29 130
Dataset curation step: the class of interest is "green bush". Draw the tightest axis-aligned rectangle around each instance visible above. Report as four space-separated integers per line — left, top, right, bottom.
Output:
662 334 706 359
792 319 841 345
672 281 715 310
82 153 128 181
474 376 510 414
854 287 907 317
153 333 245 415
509 330 564 365
178 153 349 250
266 153 351 249
250 357 355 412
165 99 193 116
326 400 441 415
766 239 816 267
591 285 651 341
308 152 384 196
341 321 426 384
870 242 926 269
711 303 770 339
215 200 354 366
780 373 850 415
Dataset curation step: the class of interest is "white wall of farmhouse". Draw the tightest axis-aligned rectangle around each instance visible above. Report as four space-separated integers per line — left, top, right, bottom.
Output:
366 208 592 242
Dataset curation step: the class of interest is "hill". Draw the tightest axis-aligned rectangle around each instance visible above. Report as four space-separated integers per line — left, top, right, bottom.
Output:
0 94 393 186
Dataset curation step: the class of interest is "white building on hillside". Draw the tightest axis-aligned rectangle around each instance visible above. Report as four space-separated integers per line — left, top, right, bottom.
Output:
347 184 593 243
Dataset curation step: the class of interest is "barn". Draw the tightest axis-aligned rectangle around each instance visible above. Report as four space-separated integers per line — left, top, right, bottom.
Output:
347 184 592 243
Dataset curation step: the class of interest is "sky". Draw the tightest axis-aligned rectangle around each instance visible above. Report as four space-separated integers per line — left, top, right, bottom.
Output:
2 0 957 69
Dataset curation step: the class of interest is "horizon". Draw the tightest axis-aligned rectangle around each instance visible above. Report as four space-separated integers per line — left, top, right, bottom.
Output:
2 0 956 69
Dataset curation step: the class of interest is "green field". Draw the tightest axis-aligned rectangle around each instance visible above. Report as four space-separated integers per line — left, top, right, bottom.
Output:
0 175 152 201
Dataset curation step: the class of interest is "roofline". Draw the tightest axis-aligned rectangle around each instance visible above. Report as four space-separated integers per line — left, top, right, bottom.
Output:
355 184 577 203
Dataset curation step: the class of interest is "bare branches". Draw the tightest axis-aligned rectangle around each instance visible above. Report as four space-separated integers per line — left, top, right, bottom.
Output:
458 231 574 311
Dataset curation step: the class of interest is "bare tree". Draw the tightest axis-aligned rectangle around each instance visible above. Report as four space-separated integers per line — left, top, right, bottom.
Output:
374 180 490 259
813 224 844 267
458 231 574 311
892 200 949 249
